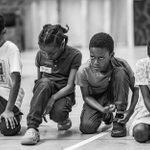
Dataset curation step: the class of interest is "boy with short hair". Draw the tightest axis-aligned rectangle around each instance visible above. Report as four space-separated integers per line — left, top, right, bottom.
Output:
0 14 24 136
76 32 139 137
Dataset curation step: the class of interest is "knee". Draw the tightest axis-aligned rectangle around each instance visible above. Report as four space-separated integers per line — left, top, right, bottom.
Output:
0 119 21 136
39 78 52 88
133 124 149 143
80 120 99 134
113 67 127 80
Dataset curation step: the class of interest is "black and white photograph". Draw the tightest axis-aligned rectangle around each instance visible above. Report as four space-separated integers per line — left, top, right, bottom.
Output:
0 0 150 150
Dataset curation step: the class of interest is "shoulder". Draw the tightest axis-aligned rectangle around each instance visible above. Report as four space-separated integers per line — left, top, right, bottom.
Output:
136 57 149 67
35 50 44 62
5 41 20 53
77 61 90 74
113 57 129 65
112 57 133 70
66 45 82 57
135 58 150 74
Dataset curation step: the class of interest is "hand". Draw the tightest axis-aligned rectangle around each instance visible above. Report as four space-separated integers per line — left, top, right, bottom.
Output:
103 104 116 113
108 104 116 112
0 110 18 129
44 96 56 116
117 111 130 124
103 106 110 113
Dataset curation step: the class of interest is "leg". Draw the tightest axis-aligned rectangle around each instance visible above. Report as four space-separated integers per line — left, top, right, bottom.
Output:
80 104 103 134
27 78 55 129
110 67 129 111
80 92 113 134
0 96 21 136
50 94 74 130
109 67 130 137
133 123 150 143
22 78 55 145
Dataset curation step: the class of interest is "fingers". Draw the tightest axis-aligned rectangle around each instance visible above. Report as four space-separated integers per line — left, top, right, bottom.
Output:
118 119 125 124
109 104 116 112
9 118 15 129
5 118 9 129
14 117 18 125
5 117 17 129
116 111 124 114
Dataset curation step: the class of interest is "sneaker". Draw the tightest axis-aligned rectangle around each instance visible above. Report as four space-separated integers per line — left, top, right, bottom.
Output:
21 128 40 145
103 112 113 125
111 113 126 137
57 118 72 130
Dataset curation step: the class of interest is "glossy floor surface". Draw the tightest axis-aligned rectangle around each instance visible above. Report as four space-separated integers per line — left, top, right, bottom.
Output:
0 46 149 150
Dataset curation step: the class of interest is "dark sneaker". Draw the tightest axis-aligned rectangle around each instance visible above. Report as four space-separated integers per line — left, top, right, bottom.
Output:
57 118 72 130
103 112 113 125
111 113 126 137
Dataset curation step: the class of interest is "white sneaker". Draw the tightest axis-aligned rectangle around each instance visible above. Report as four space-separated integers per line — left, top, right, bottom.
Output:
21 128 40 145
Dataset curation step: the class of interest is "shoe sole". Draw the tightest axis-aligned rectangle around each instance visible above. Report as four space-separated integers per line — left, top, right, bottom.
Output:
111 132 126 137
21 138 40 145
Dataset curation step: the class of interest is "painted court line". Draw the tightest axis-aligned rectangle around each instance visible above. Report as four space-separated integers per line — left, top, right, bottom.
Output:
63 132 108 150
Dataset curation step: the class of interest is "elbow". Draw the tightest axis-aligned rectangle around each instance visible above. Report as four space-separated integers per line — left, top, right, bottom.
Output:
12 76 21 88
67 84 75 91
133 87 139 96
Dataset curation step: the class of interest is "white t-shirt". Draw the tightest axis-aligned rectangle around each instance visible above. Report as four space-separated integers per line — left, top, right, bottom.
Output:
0 41 24 109
127 57 150 136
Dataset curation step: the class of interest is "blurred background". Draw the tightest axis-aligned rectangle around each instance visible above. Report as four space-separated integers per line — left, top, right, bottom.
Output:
0 0 149 51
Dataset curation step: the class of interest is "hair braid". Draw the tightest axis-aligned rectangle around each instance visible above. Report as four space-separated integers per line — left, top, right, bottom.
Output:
38 24 69 48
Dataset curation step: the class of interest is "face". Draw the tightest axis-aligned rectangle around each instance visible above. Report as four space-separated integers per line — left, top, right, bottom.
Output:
90 47 113 72
39 43 62 60
0 28 5 41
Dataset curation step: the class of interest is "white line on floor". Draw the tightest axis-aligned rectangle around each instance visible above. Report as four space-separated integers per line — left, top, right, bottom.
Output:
63 132 108 150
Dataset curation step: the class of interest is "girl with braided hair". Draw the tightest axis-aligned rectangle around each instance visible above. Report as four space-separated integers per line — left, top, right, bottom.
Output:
21 24 82 145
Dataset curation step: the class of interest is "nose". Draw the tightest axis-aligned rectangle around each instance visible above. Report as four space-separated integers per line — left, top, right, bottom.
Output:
93 58 99 65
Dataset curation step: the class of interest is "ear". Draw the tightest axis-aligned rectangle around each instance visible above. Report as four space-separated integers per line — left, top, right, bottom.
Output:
60 40 65 49
110 52 114 58
1 28 6 35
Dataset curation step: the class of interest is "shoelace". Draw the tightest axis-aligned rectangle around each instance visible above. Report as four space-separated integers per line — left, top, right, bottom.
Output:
26 130 36 137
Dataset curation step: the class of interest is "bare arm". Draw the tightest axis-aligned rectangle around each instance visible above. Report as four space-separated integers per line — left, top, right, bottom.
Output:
44 68 78 114
80 86 108 113
37 67 42 80
5 72 21 111
140 85 150 112
52 69 77 100
0 72 21 129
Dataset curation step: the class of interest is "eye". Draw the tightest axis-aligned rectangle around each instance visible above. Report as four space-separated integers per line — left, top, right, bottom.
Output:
90 56 95 60
98 57 104 60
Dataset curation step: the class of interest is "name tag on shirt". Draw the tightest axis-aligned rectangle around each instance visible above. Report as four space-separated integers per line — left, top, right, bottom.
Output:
40 66 52 74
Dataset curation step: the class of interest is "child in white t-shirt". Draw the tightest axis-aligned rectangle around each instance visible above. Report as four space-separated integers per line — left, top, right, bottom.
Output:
126 42 150 143
0 14 24 136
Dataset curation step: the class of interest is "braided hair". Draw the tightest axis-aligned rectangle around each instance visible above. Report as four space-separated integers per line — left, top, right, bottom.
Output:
0 15 5 34
89 32 114 54
38 24 69 48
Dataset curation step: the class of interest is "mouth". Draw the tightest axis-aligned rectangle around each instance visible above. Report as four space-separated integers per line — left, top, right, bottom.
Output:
93 66 101 71
93 65 100 69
